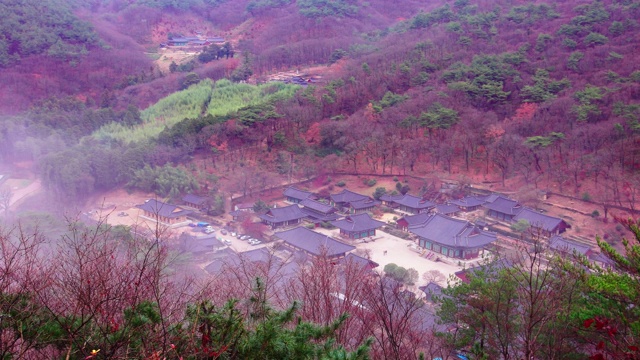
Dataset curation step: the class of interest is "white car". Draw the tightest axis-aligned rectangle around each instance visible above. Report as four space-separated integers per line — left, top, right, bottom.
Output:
222 239 232 246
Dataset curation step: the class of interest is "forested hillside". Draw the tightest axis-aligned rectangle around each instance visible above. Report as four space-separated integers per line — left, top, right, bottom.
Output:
1 1 640 359
1 0 639 212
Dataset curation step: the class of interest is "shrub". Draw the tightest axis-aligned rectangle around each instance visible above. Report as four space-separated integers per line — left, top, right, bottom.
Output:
373 187 387 200
592 210 600 218
383 263 419 285
336 181 346 187
320 222 334 229
367 179 377 187
582 192 592 201
511 219 531 232
393 176 398 182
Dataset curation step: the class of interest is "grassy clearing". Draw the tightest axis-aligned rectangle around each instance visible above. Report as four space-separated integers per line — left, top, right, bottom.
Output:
206 79 299 116
93 79 299 144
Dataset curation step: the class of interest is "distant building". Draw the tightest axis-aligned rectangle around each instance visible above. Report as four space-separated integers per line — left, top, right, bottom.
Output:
283 186 313 204
258 204 307 229
182 194 208 210
450 196 486 212
331 213 386 239
234 202 254 212
137 199 192 226
454 258 512 283
483 196 522 221
168 38 189 46
379 194 435 214
409 213 496 260
330 189 380 214
340 253 379 270
179 233 225 254
207 37 225 44
300 198 340 223
548 235 592 257
396 213 432 232
514 208 571 237
434 203 460 217
419 282 444 302
275 227 355 259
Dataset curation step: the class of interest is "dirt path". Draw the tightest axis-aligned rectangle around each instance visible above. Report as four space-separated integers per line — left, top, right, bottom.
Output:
8 179 42 210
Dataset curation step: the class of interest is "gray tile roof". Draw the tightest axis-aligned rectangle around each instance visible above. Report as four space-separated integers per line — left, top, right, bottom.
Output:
340 253 379 268
548 235 591 255
483 196 521 215
180 233 224 253
393 194 435 210
379 194 404 202
275 227 355 257
137 199 192 219
258 204 307 223
482 194 500 203
235 202 254 210
331 213 386 232
284 186 313 201
398 213 432 227
300 198 336 214
409 213 496 249
514 208 567 232
349 197 381 210
331 189 369 204
301 209 341 222
455 258 512 283
450 196 486 208
435 203 459 215
239 248 275 263
588 252 615 266
419 282 443 298
229 210 244 217
204 248 281 275
182 194 207 205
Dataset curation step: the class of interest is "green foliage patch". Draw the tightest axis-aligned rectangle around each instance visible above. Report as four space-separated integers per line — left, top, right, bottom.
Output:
0 0 97 67
297 0 359 18
94 79 298 143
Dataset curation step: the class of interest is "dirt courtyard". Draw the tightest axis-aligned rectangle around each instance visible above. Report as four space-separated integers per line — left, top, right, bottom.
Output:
313 227 463 289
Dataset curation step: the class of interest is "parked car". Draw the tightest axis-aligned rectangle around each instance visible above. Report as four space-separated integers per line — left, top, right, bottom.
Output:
220 229 227 235
230 232 237 237
240 235 250 241
222 239 232 246
250 240 262 246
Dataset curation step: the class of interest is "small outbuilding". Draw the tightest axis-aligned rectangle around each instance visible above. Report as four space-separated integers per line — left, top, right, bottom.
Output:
258 204 307 229
137 199 192 226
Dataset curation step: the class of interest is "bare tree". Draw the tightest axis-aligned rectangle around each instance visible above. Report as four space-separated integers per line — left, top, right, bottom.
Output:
0 224 51 358
360 276 428 359
422 270 446 285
